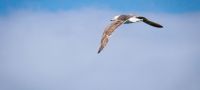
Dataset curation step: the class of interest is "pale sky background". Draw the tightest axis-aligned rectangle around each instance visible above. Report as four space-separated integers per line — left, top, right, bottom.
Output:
0 0 200 90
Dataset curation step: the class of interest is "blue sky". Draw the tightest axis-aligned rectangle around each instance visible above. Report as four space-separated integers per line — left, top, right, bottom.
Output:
0 0 200 90
1 0 200 14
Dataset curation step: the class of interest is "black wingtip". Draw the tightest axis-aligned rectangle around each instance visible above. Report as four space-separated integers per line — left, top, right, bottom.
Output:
156 25 164 28
144 20 164 28
137 16 164 28
97 45 104 54
97 51 101 54
97 49 102 54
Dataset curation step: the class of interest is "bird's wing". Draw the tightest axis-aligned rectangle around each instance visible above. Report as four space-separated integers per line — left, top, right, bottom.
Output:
137 16 163 28
97 20 126 54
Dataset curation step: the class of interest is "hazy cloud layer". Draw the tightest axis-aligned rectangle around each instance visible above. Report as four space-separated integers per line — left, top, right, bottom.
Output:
0 8 200 90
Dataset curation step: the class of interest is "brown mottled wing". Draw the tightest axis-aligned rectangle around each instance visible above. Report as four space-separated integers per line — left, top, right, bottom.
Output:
97 20 125 54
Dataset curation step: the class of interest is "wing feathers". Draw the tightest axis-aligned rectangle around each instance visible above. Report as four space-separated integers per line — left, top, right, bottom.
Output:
137 16 163 28
97 20 125 54
97 15 164 54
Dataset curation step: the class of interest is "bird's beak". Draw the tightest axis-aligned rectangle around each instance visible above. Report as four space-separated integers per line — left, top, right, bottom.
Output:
110 19 114 21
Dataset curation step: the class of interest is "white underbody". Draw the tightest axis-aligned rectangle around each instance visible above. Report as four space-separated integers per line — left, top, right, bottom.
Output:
124 17 141 24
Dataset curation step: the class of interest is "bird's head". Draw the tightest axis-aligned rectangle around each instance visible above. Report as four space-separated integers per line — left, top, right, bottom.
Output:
110 15 120 21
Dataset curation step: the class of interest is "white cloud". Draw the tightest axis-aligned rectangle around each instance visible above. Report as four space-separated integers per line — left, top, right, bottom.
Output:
0 8 200 90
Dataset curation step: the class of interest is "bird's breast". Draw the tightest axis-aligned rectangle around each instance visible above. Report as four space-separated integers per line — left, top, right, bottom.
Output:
128 17 141 23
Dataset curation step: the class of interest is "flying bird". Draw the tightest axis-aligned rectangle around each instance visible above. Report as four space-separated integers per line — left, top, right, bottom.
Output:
97 14 163 54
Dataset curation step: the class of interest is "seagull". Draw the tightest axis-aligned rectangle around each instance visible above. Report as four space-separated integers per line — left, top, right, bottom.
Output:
97 14 163 54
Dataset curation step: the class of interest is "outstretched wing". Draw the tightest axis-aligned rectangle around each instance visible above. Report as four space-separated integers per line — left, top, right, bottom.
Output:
97 20 125 54
137 16 163 28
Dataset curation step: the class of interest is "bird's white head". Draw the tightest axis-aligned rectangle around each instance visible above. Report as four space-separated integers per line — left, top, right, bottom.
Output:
110 15 120 21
